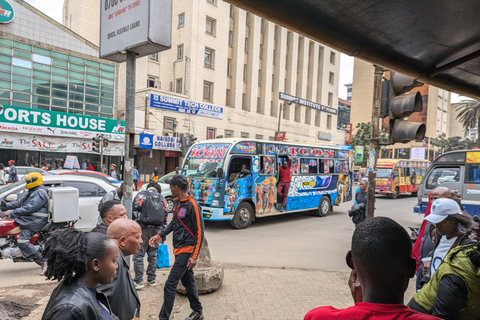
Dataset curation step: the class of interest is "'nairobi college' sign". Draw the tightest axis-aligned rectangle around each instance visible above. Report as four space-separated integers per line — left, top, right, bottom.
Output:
0 0 15 24
0 105 125 141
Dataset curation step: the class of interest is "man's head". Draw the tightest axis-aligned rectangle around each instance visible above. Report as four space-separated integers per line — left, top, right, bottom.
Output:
110 164 116 171
241 164 247 170
430 186 451 203
99 200 127 225
117 183 124 199
346 217 416 302
424 198 472 236
282 160 288 169
166 174 189 198
146 181 162 193
8 160 14 165
107 219 142 256
359 180 367 192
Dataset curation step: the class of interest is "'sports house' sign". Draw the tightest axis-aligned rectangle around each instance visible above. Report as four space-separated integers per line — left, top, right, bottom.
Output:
0 0 15 24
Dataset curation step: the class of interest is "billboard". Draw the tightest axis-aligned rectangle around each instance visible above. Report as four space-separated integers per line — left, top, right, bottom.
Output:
150 94 223 119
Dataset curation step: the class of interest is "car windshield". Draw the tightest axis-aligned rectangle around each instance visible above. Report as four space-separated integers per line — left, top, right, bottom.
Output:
182 143 230 178
0 180 26 195
377 168 392 179
158 171 175 183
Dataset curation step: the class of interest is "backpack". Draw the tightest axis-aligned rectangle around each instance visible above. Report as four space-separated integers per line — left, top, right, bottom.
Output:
138 190 167 226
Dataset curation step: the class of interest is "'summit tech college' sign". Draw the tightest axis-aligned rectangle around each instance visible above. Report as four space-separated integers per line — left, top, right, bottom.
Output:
150 94 223 120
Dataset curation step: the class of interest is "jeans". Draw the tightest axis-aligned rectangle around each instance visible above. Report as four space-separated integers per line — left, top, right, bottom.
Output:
159 253 202 320
133 227 160 284
17 229 40 260
277 182 291 207
133 179 138 191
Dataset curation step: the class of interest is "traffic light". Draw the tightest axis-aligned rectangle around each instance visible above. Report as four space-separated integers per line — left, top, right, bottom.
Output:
103 137 109 149
180 133 197 155
380 72 426 144
92 136 101 153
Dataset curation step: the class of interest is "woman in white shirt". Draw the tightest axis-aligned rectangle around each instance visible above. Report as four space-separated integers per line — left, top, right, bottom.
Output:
0 163 6 185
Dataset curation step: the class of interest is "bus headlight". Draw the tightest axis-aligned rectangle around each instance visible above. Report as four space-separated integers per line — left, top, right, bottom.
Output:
212 200 219 207
214 192 220 197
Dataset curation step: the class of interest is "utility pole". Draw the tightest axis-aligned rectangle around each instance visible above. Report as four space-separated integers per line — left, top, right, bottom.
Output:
277 103 283 132
123 51 136 219
100 134 104 173
366 66 383 219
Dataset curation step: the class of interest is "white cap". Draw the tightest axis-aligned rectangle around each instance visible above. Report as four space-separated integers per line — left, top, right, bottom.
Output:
424 198 462 224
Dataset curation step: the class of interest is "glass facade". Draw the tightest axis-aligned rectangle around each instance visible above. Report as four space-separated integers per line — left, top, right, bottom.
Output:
0 38 115 118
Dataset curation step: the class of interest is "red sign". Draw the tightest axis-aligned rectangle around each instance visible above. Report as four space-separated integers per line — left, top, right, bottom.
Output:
345 123 353 143
275 131 286 142
165 151 177 157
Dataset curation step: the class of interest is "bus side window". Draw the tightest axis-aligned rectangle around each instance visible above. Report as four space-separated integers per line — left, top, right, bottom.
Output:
393 170 399 179
467 164 480 183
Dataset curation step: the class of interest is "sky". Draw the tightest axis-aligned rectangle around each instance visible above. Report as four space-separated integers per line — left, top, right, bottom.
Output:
24 0 469 103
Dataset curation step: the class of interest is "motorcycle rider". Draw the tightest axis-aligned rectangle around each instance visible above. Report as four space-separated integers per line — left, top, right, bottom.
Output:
0 172 49 268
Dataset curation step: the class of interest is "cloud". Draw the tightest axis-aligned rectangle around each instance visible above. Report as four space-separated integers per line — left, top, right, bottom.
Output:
25 0 63 23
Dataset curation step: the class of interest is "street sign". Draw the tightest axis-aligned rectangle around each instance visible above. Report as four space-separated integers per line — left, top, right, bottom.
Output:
100 0 172 62
0 0 14 24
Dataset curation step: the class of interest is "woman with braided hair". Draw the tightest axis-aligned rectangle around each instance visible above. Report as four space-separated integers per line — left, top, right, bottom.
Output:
42 228 120 320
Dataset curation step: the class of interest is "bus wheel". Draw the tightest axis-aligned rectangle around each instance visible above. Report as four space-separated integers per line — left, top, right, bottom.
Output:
314 196 330 217
411 191 418 197
389 187 399 199
230 202 254 229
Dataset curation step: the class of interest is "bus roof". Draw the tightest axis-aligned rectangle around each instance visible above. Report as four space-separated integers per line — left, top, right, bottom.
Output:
433 149 480 164
191 138 349 151
377 159 430 168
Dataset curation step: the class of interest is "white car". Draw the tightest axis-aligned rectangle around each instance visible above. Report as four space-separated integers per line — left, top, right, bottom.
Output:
139 171 175 212
7 166 49 181
0 175 116 232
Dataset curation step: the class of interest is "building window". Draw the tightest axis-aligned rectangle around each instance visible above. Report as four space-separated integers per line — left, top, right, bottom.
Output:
329 72 334 84
259 44 263 59
255 134 263 140
206 0 216 5
328 92 333 106
225 129 233 138
242 93 246 110
206 17 216 36
229 5 234 18
241 132 249 138
315 110 320 126
294 105 301 122
326 114 332 129
149 53 158 62
164 117 176 131
246 12 250 25
243 64 247 81
244 38 248 53
175 78 183 94
177 44 184 60
258 69 261 86
204 48 214 69
226 89 230 105
147 76 158 88
203 81 213 101
227 59 231 77
330 51 336 64
207 127 216 139
228 31 233 47
178 13 185 27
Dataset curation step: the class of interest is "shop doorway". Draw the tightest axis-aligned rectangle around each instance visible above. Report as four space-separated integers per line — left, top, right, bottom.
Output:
165 157 177 174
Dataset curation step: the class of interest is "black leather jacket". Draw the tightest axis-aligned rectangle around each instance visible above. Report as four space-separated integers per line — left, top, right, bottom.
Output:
42 277 119 320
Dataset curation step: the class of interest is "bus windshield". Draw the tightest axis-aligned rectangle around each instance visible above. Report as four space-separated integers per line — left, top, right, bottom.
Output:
377 168 392 179
182 143 231 178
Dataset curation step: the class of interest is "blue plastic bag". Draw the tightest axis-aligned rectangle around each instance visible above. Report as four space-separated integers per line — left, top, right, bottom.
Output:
157 243 170 269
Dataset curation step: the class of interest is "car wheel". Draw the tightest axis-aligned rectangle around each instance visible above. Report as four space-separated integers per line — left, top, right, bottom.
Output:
389 187 399 199
166 197 175 213
314 196 330 217
230 202 254 229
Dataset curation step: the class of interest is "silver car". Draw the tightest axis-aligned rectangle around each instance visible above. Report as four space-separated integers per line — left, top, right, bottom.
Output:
139 171 175 212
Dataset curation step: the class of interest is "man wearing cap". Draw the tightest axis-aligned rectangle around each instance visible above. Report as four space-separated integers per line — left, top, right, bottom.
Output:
149 174 205 320
110 164 121 180
420 198 475 286
7 160 18 183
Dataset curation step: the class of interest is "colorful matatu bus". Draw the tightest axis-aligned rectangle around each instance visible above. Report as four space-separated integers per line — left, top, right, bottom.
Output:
181 139 353 229
375 159 431 199
415 150 480 216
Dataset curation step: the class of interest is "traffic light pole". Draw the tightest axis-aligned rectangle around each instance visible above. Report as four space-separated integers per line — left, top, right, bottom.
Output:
366 66 383 219
100 134 104 173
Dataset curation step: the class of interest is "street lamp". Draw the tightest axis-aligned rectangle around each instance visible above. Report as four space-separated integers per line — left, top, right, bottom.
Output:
277 99 298 132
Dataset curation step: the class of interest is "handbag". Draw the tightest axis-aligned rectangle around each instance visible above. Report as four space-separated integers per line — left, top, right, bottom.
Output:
157 243 170 269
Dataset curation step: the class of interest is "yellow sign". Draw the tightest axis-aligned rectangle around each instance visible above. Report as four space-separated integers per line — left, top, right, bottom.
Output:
466 152 480 163
302 181 315 187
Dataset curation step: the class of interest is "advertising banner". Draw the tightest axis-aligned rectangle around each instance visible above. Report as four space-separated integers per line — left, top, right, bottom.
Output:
0 105 125 141
150 94 223 119
0 132 124 155
139 134 181 151
354 146 364 163
410 147 426 160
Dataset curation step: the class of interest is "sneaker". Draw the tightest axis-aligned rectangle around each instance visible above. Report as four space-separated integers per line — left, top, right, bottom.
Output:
135 282 144 290
185 311 204 320
148 280 157 287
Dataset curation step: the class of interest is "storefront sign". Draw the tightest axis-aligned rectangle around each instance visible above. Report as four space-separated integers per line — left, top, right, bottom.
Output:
150 94 223 119
279 92 338 115
410 147 426 160
0 132 124 155
165 151 177 157
139 134 181 151
318 131 332 141
0 0 15 24
345 123 353 143
0 105 125 141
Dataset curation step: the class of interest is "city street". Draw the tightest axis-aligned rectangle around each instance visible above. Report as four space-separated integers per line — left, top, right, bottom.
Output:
0 188 424 319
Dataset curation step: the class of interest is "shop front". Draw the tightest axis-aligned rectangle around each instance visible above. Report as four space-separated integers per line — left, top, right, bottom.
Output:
0 105 124 171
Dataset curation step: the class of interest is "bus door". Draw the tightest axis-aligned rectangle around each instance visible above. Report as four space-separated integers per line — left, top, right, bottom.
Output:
253 155 278 215
224 156 254 214
462 153 480 216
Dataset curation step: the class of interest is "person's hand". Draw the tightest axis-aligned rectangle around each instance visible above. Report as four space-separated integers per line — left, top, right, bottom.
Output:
421 265 429 276
0 211 10 219
348 269 362 303
187 257 197 270
149 234 163 247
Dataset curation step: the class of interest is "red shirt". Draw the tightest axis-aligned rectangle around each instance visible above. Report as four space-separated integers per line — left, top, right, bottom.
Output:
278 164 291 183
305 303 441 320
88 164 94 171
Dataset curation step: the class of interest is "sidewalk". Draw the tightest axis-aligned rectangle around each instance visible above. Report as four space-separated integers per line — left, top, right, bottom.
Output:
27 265 417 319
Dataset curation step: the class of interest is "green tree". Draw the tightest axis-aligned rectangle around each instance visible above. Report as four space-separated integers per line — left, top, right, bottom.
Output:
430 134 469 154
455 100 480 148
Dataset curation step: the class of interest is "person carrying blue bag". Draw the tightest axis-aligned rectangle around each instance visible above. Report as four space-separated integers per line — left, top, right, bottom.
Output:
132 181 167 290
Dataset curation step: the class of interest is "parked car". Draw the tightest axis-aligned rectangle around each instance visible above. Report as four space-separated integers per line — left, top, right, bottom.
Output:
0 175 116 232
49 170 121 188
7 166 49 181
139 171 175 212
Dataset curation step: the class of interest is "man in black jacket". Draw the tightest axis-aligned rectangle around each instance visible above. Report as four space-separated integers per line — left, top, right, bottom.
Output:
149 174 205 320
98 219 142 320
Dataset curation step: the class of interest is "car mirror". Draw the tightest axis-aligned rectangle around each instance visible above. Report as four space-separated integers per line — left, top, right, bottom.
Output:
6 194 17 202
217 167 224 178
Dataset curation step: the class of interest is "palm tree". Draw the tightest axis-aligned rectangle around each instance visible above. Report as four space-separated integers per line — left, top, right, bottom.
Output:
455 100 480 148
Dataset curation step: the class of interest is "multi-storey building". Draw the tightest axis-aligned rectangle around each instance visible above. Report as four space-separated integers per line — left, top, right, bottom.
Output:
351 58 452 161
64 0 343 177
